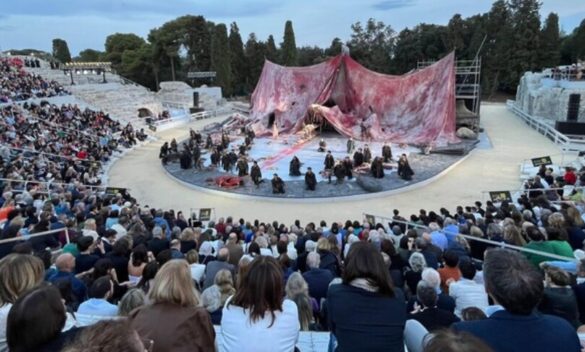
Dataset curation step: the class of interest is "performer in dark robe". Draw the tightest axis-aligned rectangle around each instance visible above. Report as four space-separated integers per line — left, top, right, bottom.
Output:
363 145 372 164
239 144 247 156
180 147 192 169
228 150 238 166
324 151 335 170
221 132 230 149
205 134 213 149
192 145 201 169
371 157 384 178
305 167 317 191
210 147 220 166
397 154 414 181
170 138 178 153
159 142 169 164
236 157 249 176
347 138 355 154
343 156 353 180
353 148 364 167
289 156 301 176
272 174 285 194
318 139 327 152
244 135 252 148
382 143 393 162
333 162 346 184
194 131 202 145
222 153 232 172
250 161 262 187
247 128 256 141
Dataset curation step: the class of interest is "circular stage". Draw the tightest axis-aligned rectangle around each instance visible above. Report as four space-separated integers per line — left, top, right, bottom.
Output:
161 132 477 199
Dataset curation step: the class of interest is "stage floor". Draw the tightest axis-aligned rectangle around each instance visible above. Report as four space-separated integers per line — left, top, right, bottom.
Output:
162 132 476 199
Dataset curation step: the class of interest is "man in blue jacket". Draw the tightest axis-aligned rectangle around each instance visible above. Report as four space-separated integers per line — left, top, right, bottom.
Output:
452 248 580 352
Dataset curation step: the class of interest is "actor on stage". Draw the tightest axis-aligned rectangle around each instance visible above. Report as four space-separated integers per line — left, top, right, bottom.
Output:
289 156 301 176
159 142 169 164
192 144 201 170
250 161 262 187
353 148 364 167
334 161 346 184
236 157 249 177
221 152 232 172
318 138 327 152
397 154 414 181
382 143 393 162
210 147 220 166
343 156 353 180
205 134 213 149
371 157 384 178
170 138 178 153
272 174 285 194
347 137 355 154
305 167 317 191
324 150 335 170
363 144 372 163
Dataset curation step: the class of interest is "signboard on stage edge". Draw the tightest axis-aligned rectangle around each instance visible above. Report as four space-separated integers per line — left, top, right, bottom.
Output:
489 191 513 203
187 71 217 79
364 214 376 226
199 208 212 221
531 156 552 167
105 187 126 196
148 124 157 132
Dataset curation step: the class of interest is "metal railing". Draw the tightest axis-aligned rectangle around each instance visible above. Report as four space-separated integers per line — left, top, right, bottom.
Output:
0 177 128 192
507 100 585 152
0 228 70 253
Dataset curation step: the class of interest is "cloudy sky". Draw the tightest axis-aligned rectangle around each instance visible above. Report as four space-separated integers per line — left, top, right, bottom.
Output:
2 0 584 55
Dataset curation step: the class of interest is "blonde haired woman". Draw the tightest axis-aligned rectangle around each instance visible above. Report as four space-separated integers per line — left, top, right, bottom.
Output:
285 272 318 331
129 260 215 352
0 254 45 351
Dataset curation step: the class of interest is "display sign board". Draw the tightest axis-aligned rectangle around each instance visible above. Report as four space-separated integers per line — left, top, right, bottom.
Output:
489 191 513 203
531 156 552 167
148 124 157 132
105 187 126 196
187 71 217 79
364 214 376 226
199 208 212 221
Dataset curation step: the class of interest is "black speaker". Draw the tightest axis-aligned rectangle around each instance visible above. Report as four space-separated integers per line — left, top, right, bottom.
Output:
193 92 199 107
567 94 581 121
556 121 585 135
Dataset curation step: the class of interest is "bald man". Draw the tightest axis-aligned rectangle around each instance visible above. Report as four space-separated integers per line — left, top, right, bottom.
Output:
226 233 243 267
203 246 235 290
47 253 87 302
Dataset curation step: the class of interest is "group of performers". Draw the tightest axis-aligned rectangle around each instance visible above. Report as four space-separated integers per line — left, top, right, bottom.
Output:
160 126 414 194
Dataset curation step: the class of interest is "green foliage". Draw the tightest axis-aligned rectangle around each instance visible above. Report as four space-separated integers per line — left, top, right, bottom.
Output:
105 33 146 68
229 22 248 95
245 33 267 88
392 24 448 73
297 46 326 66
120 44 156 89
348 19 395 73
266 35 279 63
281 20 298 66
539 13 561 69
211 24 233 96
76 49 104 62
52 38 72 63
507 0 541 89
325 38 343 57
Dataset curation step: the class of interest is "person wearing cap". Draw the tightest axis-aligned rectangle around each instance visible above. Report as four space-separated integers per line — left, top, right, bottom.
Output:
272 174 285 194
305 167 317 191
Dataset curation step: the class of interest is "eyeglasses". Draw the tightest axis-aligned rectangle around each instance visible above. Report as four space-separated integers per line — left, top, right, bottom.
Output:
141 338 154 352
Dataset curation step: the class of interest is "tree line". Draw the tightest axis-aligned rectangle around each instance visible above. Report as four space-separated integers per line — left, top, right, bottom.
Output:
41 0 585 97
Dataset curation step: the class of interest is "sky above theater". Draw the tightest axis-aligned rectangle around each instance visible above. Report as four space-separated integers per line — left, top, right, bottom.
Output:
1 0 584 56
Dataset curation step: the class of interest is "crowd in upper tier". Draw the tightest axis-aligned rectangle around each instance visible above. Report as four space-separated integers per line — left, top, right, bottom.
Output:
1 57 69 103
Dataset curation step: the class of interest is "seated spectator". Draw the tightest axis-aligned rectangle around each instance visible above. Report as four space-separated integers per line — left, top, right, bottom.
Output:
76 276 118 326
137 261 160 294
428 222 448 251
539 265 580 327
129 260 215 352
415 238 439 269
423 330 492 352
128 244 149 285
408 280 460 331
523 226 556 268
105 238 130 283
7 284 81 352
47 253 87 302
449 258 488 318
286 272 319 331
545 226 574 259
62 319 146 352
303 251 334 307
461 307 487 321
438 250 461 294
327 242 406 352
0 254 44 350
201 269 235 325
186 249 206 284
118 288 146 317
221 256 299 352
169 239 184 259
407 268 456 313
453 248 581 352
317 237 341 277
75 236 104 274
405 252 427 295
147 226 169 257
203 247 235 290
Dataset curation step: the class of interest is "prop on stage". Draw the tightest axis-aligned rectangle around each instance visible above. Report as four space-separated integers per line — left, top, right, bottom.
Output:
213 175 243 188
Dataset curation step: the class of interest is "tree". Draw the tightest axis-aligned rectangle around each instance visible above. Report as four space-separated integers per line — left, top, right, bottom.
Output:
229 22 248 96
391 24 447 74
211 24 233 96
52 38 72 63
120 44 156 89
76 49 104 62
266 35 279 63
105 33 146 68
446 14 466 57
297 46 326 66
482 0 515 94
539 13 561 69
281 20 298 66
245 33 267 88
507 0 541 89
348 19 395 73
325 38 343 57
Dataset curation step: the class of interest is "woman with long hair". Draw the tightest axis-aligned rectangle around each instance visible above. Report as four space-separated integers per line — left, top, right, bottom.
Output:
327 242 406 351
127 244 149 284
285 272 318 331
128 260 215 352
201 269 236 324
221 256 299 352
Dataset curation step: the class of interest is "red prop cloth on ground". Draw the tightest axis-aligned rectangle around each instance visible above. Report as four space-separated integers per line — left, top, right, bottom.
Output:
215 176 242 188
249 52 458 146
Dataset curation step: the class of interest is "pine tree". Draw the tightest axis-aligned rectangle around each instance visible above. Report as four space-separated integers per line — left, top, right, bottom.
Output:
508 0 541 89
228 22 248 96
266 35 279 63
52 38 72 63
245 33 267 88
280 20 298 66
539 13 561 69
211 24 233 96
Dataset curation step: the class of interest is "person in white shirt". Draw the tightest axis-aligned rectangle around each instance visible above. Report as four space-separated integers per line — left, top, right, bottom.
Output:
82 218 99 240
76 276 119 326
449 259 489 317
185 249 206 285
111 215 129 241
221 256 299 352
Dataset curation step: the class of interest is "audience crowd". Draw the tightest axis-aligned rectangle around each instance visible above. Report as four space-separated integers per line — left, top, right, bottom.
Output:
2 55 585 352
1 57 69 103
